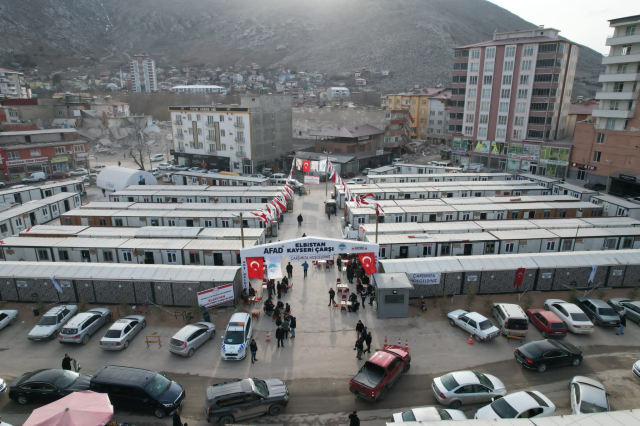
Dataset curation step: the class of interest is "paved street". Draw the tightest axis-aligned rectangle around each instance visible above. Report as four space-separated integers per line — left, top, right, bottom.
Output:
1 182 640 425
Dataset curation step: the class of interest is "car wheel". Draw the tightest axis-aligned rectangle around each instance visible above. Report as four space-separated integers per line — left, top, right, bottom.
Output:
153 408 165 419
39 178 44 182
17 395 28 405
403 362 411 373
210 330 216 340
142 321 146 329
474 334 482 342
537 364 547 373
571 358 581 366
268 404 283 416
81 334 90 345
219 415 234 426
449 319 456 327
379 387 388 401
449 400 461 409
542 331 549 338
9 318 16 326
187 348 195 357
544 304 549 311
123 340 129 349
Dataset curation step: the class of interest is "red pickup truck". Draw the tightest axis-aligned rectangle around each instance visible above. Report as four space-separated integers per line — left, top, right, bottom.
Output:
349 345 411 401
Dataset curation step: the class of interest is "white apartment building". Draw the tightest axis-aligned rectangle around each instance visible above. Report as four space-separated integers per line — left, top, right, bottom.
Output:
0 68 30 99
129 54 157 93
170 85 227 95
326 87 350 100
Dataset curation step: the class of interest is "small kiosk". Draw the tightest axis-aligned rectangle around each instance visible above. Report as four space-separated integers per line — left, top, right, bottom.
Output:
372 273 414 318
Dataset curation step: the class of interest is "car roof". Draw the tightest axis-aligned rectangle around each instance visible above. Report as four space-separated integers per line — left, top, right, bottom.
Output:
412 407 442 421
173 324 206 339
451 371 479 385
624 301 640 308
578 298 610 308
229 312 250 323
63 312 95 327
110 316 142 329
503 391 543 412
93 366 157 386
537 310 563 322
44 305 73 316
524 339 560 353
206 378 253 400
465 312 489 322
23 369 64 384
368 349 402 368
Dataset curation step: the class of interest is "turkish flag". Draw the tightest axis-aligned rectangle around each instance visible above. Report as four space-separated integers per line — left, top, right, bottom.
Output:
514 267 525 287
246 257 264 279
302 160 311 173
358 252 377 274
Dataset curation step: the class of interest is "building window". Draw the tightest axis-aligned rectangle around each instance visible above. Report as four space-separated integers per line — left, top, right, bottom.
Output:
516 102 526 113
546 241 556 251
58 249 69 260
469 75 478 84
621 45 632 55
7 152 19 160
592 151 601 162
466 101 475 111
527 129 544 139
624 119 629 130
470 63 479 72
221 144 226 150
514 116 524 126
502 75 512 85
483 75 492 85
37 249 49 261
504 242 514 253
73 145 84 152
518 89 528 99
464 126 473 135
534 74 552 83
103 251 114 262
539 43 557 53
497 115 507 125
504 61 514 71
500 89 510 98
605 118 615 130
513 130 523 140
122 250 133 262
471 49 480 59
478 127 487 137
55 147 65 154
481 88 491 98
499 102 509 112
519 75 529 85
523 45 534 56
466 114 474 123
496 128 506 138
479 114 489 124
220 115 225 121
468 89 476 98
505 46 516 57
485 62 494 72
521 60 532 71
188 128 193 135
167 251 178 264
536 59 555 68
486 47 495 58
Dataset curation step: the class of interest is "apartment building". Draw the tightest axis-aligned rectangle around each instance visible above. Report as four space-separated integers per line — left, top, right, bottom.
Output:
129 54 157 93
326 87 350 100
0 68 30 99
382 110 413 153
169 85 227 95
169 95 292 174
448 27 579 177
569 15 640 197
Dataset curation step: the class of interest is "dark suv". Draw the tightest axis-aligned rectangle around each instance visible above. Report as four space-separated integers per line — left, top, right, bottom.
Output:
89 366 185 419
205 378 289 425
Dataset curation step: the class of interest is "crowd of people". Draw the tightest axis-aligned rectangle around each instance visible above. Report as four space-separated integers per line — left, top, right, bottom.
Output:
262 277 297 349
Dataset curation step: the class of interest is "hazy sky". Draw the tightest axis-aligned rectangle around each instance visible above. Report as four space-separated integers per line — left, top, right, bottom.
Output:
487 0 640 54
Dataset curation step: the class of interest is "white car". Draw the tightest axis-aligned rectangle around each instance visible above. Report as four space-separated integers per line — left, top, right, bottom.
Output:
157 163 173 170
392 158 404 165
544 299 594 334
150 154 165 162
99 315 146 350
90 165 106 172
447 310 500 342
69 169 88 176
432 370 506 408
393 406 467 422
27 305 78 341
221 312 253 361
570 376 610 414
474 391 555 419
347 178 367 184
633 360 640 379
627 196 640 205
0 310 18 331
249 173 265 179
150 168 162 178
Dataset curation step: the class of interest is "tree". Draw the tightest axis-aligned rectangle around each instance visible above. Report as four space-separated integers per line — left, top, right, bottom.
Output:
465 283 477 311
129 143 147 171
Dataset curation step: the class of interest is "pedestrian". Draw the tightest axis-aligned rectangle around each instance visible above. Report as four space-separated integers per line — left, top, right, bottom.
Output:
285 303 291 314
289 315 296 338
117 161 121 167
282 316 290 339
354 337 364 360
360 287 368 309
268 280 274 298
275 314 283 327
356 267 364 281
62 353 74 371
276 325 285 347
297 214 303 227
102 188 106 197
349 411 360 426
337 256 342 270
173 408 183 426
250 338 258 363
327 210 331 220
286 262 293 278
356 320 364 338
302 233 307 237
617 308 627 335
369 286 375 306
364 329 372 353
276 281 282 299
124 153 126 159
362 274 370 286
302 261 309 278
347 264 354 284
328 288 336 306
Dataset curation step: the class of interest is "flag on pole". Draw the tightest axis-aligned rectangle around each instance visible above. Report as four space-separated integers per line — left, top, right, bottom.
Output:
588 265 598 283
246 257 264 279
513 268 525 287
50 276 63 293
302 160 311 173
358 253 377 274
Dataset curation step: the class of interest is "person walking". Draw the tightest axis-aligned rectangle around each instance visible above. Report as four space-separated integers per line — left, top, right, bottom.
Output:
328 288 336 306
102 188 106 197
369 286 375 306
289 315 296 338
356 266 364 281
348 411 361 426
360 287 368 309
276 281 282 299
62 353 74 371
364 329 372 353
250 339 258 363
276 325 285 348
354 337 364 360
346 264 354 284
327 210 331 220
302 261 309 278
173 409 183 426
286 262 293 278
336 257 342 270
617 308 627 335
267 280 274 299
282 316 290 339
117 161 121 167
297 214 303 227
356 320 364 339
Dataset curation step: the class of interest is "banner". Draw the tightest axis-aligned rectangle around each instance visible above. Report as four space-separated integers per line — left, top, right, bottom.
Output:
358 252 377 274
289 253 332 262
265 255 283 280
588 264 597 283
197 283 235 308
304 175 320 185
246 257 264 280
513 268 525 287
50 275 63 293
302 160 311 173
295 158 303 170
408 273 441 285
318 160 327 173
310 161 319 172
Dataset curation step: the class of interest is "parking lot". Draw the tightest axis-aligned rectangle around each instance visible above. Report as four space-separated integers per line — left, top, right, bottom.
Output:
1 183 640 425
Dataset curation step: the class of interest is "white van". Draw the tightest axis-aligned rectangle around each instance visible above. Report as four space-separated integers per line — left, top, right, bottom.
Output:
150 154 165 162
22 172 46 183
162 173 173 183
221 312 253 361
492 303 529 336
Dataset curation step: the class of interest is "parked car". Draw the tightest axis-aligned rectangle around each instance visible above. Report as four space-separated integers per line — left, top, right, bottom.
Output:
575 297 620 327
169 322 216 357
150 154 165 162
207 169 221 174
633 360 640 379
608 297 631 311
570 376 610 414
341 171 356 179
205 377 289 425
50 171 70 179
447 310 500 342
348 345 411 401
262 167 273 177
491 303 528 337
90 365 185 418
525 309 567 338
9 369 91 405
626 196 640 205
158 163 173 170
0 182 4 188
391 158 404 165
544 299 594 334
58 307 111 345
515 339 582 373
432 370 506 409
249 173 265 179
0 309 18 332
0 377 7 398
28 305 78 341
362 168 372 176
474 391 555 419
99 315 146 350
150 168 162 178
82 173 98 184
617 300 640 324
347 178 367 184
173 165 189 171
188 167 201 172
392 406 467 422
269 173 286 182
90 165 106 172
221 312 253 361
69 169 88 176
22 172 46 183
97 147 115 155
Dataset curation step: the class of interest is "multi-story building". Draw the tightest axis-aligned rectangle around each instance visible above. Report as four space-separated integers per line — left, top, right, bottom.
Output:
382 110 413 153
569 15 640 196
129 54 157 93
326 87 350 101
169 85 227 95
0 68 30 99
169 95 292 174
448 27 579 177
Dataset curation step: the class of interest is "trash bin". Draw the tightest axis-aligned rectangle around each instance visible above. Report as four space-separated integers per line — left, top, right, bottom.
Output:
298 187 304 196
200 306 210 323
33 308 40 317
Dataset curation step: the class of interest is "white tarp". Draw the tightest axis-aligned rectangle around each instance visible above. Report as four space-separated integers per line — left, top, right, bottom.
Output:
96 166 158 192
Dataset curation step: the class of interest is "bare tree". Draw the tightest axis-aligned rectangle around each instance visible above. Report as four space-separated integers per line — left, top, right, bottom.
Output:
129 144 146 171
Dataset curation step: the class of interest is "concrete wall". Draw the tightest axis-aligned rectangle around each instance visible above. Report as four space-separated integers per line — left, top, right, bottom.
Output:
292 107 386 139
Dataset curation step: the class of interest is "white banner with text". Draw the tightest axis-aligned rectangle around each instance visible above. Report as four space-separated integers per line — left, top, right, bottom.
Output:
197 283 235 308
304 175 320 185
408 273 441 285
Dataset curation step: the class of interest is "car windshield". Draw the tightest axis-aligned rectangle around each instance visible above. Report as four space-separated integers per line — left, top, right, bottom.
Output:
570 313 590 322
53 371 79 389
37 316 58 326
479 320 493 330
580 400 608 414
473 371 494 390
438 408 452 420
143 373 171 398
551 323 566 330
491 398 518 418
254 379 268 398
440 374 459 391
597 308 616 316
104 329 122 338
401 411 416 421
224 330 244 344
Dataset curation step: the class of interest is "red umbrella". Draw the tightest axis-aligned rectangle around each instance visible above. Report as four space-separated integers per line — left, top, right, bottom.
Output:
23 390 113 426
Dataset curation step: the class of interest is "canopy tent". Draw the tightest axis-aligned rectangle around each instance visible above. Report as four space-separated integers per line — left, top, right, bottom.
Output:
96 166 157 192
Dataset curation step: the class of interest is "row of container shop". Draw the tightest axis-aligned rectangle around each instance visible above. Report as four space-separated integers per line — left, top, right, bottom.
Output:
109 189 284 204
0 180 85 206
0 192 83 237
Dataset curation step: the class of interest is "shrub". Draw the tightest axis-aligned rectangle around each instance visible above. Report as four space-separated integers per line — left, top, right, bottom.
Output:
568 286 578 304
78 297 88 313
465 283 477 311
438 290 448 316
628 284 640 301
523 293 534 311
597 288 606 300
483 298 493 315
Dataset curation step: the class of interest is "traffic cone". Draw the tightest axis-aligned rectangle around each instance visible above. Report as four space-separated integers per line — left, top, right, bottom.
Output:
266 331 271 342
405 339 409 350
398 337 402 346
467 334 474 345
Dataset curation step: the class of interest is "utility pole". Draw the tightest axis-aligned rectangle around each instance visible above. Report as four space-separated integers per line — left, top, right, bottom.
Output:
325 151 331 197
605 160 613 194
240 211 245 248
375 204 379 243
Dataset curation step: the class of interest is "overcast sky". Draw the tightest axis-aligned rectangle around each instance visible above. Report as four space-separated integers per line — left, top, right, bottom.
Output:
487 0 640 54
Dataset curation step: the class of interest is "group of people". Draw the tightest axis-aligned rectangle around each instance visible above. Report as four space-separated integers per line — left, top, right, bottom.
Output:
265 277 291 300
354 320 373 360
263 291 297 348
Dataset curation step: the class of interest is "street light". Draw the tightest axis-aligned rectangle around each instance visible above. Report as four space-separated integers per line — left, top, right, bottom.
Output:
324 150 332 197
605 160 613 194
231 212 245 248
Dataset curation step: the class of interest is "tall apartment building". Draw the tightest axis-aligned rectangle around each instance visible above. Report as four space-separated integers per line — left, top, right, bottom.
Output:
169 95 292 174
129 54 157 93
570 15 640 196
0 68 30 99
448 27 579 177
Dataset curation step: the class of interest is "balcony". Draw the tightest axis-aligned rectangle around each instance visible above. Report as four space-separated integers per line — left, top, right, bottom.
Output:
606 33 640 46
173 121 183 125
175 133 184 139
234 121 245 128
591 109 635 119
602 52 640 65
205 121 216 127
206 135 216 141
235 151 246 158
598 72 640 82
177 146 185 152
235 137 245 143
595 90 639 101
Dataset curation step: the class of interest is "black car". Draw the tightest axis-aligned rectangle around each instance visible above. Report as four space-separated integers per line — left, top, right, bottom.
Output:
514 339 582 373
89 365 185 419
9 369 91 405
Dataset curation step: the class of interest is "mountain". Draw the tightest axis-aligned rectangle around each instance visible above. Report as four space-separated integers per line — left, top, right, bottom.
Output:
0 0 603 97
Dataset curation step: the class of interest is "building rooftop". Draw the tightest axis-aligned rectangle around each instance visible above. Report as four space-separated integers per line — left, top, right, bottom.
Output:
0 68 23 75
170 85 226 90
568 103 598 115
386 87 449 97
458 36 559 49
311 124 384 139
0 128 78 137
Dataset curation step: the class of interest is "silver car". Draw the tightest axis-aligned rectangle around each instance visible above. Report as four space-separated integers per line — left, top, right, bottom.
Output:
0 310 18 332
169 322 216 357
570 376 610 414
28 305 78 341
432 370 507 409
619 300 640 324
58 308 111 345
99 315 146 350
608 297 631 311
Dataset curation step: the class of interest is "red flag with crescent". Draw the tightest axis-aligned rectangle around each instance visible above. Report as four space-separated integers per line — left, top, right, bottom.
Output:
246 257 264 279
358 252 377 274
514 267 525 287
274 198 286 212
302 160 311 173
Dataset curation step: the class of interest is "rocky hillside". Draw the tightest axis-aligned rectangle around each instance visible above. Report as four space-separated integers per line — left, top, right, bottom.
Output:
0 0 603 97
